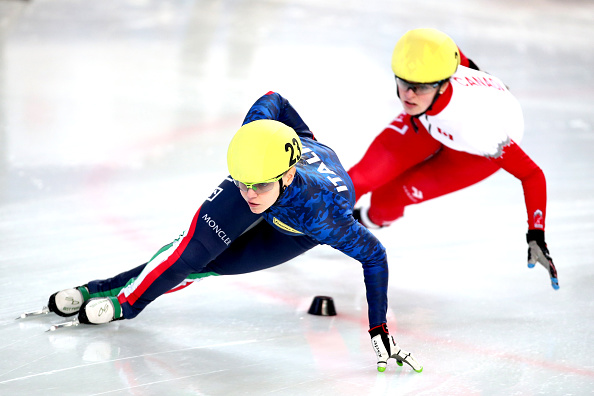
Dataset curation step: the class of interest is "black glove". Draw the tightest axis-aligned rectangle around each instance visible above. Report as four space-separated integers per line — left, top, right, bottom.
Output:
369 323 422 373
526 229 559 290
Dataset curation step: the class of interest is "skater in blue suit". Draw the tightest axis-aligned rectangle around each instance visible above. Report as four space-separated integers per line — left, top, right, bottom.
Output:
45 91 422 372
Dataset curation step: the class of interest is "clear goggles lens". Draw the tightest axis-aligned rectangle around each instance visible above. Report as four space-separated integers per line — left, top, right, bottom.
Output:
396 77 441 95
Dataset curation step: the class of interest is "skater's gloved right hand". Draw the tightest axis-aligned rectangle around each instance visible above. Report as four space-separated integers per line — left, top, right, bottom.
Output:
369 323 423 373
527 229 559 290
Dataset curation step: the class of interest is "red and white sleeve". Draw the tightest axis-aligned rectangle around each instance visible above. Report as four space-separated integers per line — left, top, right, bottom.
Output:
491 140 547 230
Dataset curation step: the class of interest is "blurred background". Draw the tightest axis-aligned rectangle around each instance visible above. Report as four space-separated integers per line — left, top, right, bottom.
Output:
1 1 593 395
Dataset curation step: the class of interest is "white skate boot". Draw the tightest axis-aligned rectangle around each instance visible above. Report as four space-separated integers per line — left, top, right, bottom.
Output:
78 297 123 325
47 286 90 317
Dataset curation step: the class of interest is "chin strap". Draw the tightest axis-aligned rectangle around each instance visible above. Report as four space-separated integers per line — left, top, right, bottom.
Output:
396 76 448 133
411 88 443 133
268 179 288 210
279 179 287 196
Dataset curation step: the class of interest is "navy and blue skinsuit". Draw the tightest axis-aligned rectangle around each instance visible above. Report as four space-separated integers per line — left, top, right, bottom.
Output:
86 92 389 328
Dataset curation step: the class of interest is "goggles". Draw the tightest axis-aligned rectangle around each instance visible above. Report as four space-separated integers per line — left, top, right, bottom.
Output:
233 172 285 194
396 77 444 95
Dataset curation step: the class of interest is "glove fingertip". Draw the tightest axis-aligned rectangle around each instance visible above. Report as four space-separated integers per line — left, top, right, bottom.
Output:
527 263 535 268
396 360 403 367
377 363 386 372
551 278 559 290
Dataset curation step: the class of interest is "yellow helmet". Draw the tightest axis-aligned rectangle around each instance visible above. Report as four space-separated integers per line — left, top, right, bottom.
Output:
391 28 460 83
227 119 302 184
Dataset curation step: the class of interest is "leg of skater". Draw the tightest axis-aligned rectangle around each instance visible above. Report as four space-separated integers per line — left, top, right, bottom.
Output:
48 177 262 323
77 195 318 325
200 219 319 276
365 147 501 227
47 263 147 317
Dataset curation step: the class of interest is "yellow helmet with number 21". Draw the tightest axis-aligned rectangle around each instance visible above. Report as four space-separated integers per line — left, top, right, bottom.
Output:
227 119 302 184
392 28 460 83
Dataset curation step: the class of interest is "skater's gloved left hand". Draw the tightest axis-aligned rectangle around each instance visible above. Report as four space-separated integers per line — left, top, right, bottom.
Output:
527 229 559 290
369 323 423 373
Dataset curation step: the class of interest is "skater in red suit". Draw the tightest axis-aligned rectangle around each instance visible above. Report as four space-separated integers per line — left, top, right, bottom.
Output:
348 28 559 289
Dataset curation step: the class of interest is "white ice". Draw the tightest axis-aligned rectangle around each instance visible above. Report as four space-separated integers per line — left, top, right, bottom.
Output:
1 0 593 395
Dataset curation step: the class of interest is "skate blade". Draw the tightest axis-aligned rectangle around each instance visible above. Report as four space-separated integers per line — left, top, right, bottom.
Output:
16 306 50 320
46 318 80 332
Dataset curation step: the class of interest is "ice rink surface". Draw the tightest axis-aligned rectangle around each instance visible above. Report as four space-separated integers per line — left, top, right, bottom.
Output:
1 0 593 395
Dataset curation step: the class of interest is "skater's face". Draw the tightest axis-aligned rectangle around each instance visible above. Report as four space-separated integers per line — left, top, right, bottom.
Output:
397 78 449 116
239 167 296 214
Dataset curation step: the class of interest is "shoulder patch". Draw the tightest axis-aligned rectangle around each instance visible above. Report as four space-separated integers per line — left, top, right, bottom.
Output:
273 217 303 234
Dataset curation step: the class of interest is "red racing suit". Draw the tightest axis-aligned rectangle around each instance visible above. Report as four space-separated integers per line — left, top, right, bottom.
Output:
348 58 546 231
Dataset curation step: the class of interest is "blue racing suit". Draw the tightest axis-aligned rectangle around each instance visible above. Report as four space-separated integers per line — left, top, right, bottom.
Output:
86 92 389 328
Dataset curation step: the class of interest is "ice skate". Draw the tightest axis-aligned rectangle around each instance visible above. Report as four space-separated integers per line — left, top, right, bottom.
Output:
47 285 90 317
16 306 50 319
78 297 123 325
17 285 89 320
47 318 80 332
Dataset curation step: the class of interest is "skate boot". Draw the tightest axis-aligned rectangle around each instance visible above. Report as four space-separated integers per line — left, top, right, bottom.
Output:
47 285 90 317
353 208 383 230
78 297 123 325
